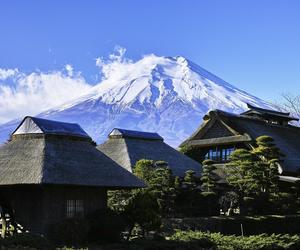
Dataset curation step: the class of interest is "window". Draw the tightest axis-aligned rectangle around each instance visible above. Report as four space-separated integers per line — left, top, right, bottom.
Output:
222 147 235 162
66 199 84 218
205 148 221 162
205 147 235 162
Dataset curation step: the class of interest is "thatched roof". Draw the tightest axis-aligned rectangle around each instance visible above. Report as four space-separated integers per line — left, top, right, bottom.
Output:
13 116 90 138
97 128 201 177
181 107 300 173
0 117 145 188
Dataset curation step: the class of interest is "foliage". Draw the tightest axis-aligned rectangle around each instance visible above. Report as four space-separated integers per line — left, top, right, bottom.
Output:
225 136 283 214
219 191 239 215
252 135 282 193
170 230 300 250
46 218 89 246
109 160 176 238
162 215 300 236
134 159 155 183
174 170 219 217
57 231 300 250
270 192 300 215
0 233 53 250
87 208 126 243
226 148 258 196
124 189 161 238
201 159 217 194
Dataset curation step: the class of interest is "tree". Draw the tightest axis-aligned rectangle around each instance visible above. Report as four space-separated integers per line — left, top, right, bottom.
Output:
124 189 161 239
109 159 178 238
275 93 300 121
225 135 283 214
219 191 239 215
182 170 198 190
134 159 155 183
201 159 217 194
226 148 258 196
252 135 282 193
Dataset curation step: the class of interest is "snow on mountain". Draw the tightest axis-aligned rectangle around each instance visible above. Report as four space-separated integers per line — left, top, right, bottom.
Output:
0 55 272 146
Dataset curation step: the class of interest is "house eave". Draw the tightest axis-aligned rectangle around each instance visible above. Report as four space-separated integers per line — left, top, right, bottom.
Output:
185 134 252 148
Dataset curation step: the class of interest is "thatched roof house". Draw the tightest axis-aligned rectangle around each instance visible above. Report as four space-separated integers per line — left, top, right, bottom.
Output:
0 117 144 234
180 104 300 176
97 128 201 177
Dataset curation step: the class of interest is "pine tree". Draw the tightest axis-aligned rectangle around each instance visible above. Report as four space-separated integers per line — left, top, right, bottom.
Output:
251 135 282 193
183 170 198 190
226 148 258 196
201 159 217 194
225 135 283 214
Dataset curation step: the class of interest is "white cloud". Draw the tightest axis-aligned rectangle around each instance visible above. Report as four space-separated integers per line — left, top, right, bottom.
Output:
65 64 73 77
0 46 145 124
0 68 18 80
96 46 133 80
0 68 92 124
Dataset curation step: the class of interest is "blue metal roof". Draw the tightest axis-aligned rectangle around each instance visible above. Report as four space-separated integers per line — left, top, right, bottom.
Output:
109 128 163 140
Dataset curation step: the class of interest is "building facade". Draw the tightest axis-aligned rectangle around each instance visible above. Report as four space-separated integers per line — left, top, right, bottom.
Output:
180 104 300 182
0 117 144 235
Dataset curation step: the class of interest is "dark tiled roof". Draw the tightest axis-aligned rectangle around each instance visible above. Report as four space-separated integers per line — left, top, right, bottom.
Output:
241 103 299 121
109 128 163 141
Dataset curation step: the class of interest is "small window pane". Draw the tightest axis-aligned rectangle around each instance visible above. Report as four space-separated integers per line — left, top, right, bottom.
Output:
66 200 75 218
76 200 84 217
66 199 84 218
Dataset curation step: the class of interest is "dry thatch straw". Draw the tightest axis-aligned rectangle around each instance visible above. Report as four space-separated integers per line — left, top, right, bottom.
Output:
0 117 145 188
97 128 201 176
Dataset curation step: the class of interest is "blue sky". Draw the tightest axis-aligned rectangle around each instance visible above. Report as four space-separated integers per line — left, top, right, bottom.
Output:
1 0 300 102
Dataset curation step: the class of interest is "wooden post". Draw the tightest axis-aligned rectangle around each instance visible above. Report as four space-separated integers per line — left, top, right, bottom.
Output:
240 223 244 237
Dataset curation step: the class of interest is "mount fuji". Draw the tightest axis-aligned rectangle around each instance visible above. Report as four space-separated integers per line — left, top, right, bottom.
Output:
0 55 272 146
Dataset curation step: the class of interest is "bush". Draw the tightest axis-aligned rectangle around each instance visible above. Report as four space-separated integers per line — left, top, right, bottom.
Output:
163 215 300 236
0 233 53 249
46 218 89 246
87 208 126 243
170 231 300 250
270 192 299 215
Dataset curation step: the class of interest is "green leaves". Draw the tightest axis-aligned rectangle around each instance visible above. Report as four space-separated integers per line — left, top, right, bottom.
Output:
201 159 216 194
225 135 284 214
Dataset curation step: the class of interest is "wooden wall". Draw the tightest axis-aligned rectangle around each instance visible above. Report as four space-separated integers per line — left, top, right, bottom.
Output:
0 185 107 234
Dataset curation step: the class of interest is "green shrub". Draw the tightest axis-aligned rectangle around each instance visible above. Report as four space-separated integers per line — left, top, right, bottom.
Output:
170 230 300 250
163 215 300 236
1 233 53 249
270 192 299 215
87 208 126 243
46 218 89 246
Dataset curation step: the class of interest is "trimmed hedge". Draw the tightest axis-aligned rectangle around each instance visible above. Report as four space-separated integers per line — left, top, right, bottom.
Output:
170 231 300 250
58 231 300 250
163 215 300 235
0 233 53 249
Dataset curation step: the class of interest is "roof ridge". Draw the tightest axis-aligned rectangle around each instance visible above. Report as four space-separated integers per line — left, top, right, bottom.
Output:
109 128 163 140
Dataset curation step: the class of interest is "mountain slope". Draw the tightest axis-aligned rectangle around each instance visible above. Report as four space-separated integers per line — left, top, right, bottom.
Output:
0 55 272 146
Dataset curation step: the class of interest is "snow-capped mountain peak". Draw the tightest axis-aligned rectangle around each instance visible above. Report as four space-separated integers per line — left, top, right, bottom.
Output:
0 55 272 146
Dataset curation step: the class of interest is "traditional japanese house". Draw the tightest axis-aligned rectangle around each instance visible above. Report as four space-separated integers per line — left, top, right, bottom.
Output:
97 128 201 177
0 117 144 235
180 104 300 182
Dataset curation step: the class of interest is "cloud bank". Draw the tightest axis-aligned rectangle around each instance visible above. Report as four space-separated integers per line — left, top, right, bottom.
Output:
0 46 152 124
0 66 92 124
